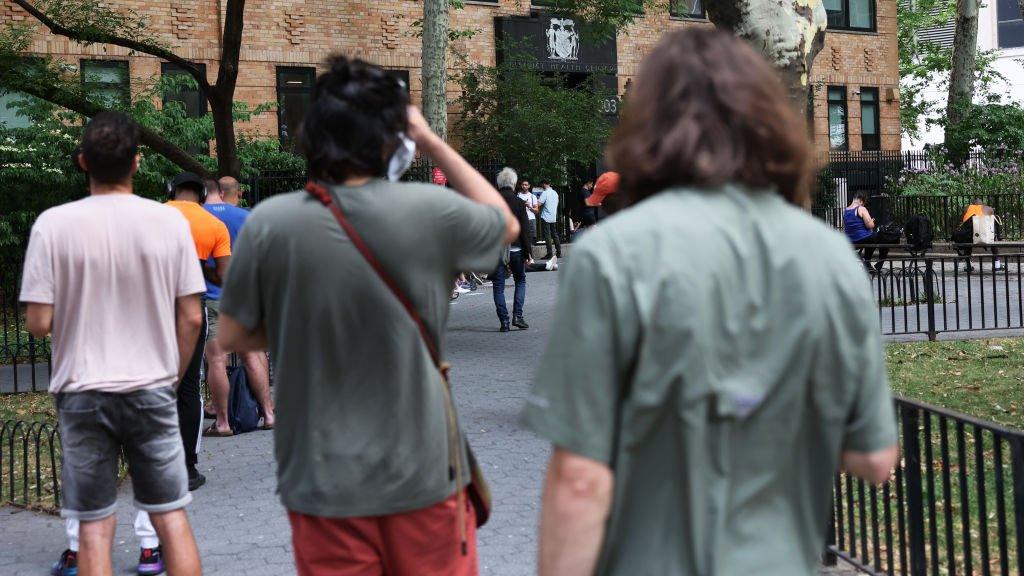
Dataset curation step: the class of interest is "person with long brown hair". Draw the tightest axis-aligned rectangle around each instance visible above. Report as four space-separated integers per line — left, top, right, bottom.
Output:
523 29 898 576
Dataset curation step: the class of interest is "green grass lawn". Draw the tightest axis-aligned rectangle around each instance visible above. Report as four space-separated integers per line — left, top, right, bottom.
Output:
886 337 1024 430
0 391 54 423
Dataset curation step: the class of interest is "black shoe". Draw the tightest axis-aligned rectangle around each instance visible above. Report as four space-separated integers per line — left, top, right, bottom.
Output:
188 469 206 491
512 316 529 330
499 322 511 333
51 549 77 576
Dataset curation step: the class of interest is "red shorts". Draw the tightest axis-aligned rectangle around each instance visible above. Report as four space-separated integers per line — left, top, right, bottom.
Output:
288 491 478 576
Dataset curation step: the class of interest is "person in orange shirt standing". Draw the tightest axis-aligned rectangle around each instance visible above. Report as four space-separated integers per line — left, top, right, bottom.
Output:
956 198 1003 272
167 172 232 491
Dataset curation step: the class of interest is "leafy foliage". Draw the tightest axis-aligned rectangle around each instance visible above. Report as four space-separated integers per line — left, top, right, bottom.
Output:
454 56 613 186
889 153 1023 197
897 0 1011 142
939 97 1024 159
0 74 301 252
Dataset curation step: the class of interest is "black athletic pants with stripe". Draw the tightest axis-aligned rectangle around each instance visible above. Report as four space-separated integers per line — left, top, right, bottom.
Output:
177 302 207 475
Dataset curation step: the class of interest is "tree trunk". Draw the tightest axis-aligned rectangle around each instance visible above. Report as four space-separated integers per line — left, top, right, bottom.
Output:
213 0 246 178
209 93 239 178
944 0 980 162
704 0 827 114
421 0 450 140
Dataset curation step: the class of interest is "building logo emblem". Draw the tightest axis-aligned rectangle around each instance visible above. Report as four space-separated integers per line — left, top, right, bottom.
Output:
545 18 579 61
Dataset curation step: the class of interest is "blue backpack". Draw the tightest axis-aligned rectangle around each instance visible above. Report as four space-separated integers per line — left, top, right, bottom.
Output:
228 365 261 434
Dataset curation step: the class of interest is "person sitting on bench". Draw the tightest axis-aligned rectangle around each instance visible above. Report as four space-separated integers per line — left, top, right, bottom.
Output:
844 192 889 272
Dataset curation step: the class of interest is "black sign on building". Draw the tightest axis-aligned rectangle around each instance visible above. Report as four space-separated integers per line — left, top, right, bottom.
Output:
494 15 619 115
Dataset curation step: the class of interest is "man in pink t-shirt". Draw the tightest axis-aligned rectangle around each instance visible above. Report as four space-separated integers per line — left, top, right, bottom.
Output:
20 112 205 575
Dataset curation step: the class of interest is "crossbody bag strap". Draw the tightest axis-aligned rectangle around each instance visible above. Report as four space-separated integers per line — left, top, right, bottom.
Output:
305 181 443 367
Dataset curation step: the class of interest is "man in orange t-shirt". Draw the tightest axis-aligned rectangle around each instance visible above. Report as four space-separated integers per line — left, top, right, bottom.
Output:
166 172 232 490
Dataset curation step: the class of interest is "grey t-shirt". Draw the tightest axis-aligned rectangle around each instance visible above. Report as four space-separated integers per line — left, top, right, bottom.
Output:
220 179 505 518
523 186 897 576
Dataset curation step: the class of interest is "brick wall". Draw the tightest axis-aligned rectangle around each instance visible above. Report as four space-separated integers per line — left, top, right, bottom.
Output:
3 0 899 154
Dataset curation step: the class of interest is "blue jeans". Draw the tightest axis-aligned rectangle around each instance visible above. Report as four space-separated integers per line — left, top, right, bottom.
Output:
493 250 527 323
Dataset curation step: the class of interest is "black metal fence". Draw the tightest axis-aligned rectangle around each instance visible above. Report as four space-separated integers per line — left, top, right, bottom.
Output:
868 248 1024 340
828 396 1024 576
1 260 51 393
0 419 61 511
819 193 1024 241
812 150 1024 240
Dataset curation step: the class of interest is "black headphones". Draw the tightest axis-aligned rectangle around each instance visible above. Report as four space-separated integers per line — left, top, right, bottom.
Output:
166 178 208 204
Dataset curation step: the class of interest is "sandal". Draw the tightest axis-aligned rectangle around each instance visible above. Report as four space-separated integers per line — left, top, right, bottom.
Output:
202 424 233 437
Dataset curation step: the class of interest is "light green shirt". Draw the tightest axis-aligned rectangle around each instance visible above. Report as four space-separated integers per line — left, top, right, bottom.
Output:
220 179 505 518
523 186 896 576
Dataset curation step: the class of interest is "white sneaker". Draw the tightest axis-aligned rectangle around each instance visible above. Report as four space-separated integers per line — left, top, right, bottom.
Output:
545 256 558 271
455 284 471 294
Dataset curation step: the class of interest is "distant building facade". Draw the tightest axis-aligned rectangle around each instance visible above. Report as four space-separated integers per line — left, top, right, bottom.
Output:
1 0 901 155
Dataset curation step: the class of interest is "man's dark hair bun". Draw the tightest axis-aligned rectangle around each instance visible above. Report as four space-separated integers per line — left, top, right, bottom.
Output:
299 56 410 183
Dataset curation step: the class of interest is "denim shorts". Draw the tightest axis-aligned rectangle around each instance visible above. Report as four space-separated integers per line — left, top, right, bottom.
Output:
57 386 192 520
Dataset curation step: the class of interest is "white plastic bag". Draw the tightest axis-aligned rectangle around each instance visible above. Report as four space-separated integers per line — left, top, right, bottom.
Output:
972 214 999 244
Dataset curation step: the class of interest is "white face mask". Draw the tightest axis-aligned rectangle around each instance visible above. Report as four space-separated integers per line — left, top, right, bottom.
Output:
387 133 417 182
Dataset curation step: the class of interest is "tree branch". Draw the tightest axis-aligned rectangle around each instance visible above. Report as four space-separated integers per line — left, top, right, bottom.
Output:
11 0 211 93
14 80 209 176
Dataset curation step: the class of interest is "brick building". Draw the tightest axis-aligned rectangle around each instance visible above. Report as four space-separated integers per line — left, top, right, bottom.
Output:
0 0 900 155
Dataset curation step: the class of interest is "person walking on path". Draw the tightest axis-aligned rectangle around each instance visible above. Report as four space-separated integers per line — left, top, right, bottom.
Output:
217 57 518 576
201 176 276 436
492 167 532 332
522 30 898 576
537 179 562 260
166 172 232 489
21 111 204 576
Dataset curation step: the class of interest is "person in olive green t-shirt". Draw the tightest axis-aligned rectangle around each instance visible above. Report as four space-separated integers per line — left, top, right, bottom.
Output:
523 30 898 576
216 58 518 575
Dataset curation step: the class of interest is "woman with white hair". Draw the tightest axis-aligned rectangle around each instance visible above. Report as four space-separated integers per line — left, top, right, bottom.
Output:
492 167 533 332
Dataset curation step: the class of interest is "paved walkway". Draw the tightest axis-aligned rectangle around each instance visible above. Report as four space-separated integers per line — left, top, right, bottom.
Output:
2 270 860 575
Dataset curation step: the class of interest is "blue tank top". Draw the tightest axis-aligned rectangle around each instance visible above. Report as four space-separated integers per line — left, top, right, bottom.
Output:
844 207 872 243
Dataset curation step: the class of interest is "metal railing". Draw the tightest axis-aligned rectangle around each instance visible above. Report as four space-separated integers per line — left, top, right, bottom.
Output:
818 194 1024 241
868 248 1024 340
828 396 1024 576
0 267 51 393
0 419 61 511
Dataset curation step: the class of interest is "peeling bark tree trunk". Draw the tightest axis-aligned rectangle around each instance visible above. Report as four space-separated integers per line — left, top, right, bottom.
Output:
422 0 450 140
944 0 980 162
704 0 828 114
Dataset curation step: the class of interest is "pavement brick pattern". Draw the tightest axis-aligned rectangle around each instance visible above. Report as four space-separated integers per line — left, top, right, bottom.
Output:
1 270 858 575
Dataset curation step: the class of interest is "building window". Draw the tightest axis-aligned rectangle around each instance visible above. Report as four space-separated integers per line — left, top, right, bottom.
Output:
824 0 875 31
276 67 315 150
0 91 32 129
860 88 880 151
997 0 1024 48
81 60 130 108
828 86 849 151
162 63 208 118
670 0 706 18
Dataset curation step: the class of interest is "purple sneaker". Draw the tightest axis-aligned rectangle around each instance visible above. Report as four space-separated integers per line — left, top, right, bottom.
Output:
137 547 165 575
